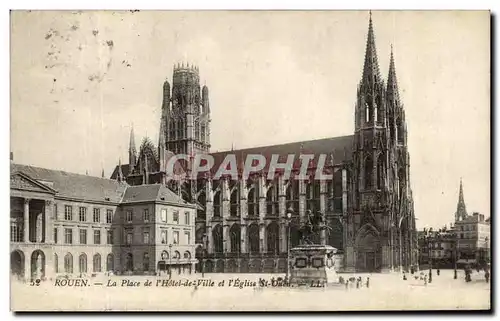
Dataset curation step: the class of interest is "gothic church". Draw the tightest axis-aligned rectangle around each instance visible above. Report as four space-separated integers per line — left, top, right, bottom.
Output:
111 14 419 273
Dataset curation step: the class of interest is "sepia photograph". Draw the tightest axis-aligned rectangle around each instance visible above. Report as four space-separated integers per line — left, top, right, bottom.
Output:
9 9 490 311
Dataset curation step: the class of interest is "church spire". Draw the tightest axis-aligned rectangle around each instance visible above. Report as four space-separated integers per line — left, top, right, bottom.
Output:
455 178 468 222
129 124 137 171
386 45 401 104
361 11 382 88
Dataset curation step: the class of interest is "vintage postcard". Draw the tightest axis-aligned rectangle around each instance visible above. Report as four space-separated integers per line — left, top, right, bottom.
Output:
10 10 490 311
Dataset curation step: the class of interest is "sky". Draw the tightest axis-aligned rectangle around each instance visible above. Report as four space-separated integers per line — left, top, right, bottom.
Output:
10 10 490 229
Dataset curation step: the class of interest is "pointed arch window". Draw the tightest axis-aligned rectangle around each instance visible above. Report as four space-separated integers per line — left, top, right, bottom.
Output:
266 182 279 217
230 185 240 217
364 155 373 189
213 190 221 218
213 224 223 253
229 224 241 253
247 181 259 217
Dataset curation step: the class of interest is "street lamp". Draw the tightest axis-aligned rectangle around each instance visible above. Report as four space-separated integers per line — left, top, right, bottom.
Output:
285 206 294 281
169 244 173 279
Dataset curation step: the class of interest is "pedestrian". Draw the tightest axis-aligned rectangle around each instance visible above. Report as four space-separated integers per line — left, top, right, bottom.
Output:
437 269 440 276
424 275 427 286
403 273 407 281
356 279 360 289
366 277 370 288
485 271 490 283
345 280 349 289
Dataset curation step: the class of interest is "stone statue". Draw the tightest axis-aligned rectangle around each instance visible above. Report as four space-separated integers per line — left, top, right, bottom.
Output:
299 210 330 245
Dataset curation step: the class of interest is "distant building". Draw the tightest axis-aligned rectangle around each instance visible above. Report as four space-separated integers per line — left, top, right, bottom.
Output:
10 163 197 281
417 179 490 269
417 228 456 269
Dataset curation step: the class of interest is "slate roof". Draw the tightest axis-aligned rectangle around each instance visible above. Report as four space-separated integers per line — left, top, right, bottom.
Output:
111 135 354 179
121 184 191 206
210 135 354 174
11 163 127 203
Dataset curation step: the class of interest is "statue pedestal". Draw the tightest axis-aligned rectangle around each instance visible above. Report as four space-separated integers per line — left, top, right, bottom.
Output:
289 244 339 287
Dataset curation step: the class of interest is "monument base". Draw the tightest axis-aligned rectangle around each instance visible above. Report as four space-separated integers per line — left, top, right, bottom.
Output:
289 244 339 287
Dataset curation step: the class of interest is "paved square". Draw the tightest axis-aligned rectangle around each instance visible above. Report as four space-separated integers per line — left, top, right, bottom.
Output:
11 269 490 311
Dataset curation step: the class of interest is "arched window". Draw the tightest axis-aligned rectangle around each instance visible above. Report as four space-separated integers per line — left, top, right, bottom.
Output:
364 155 373 189
93 254 101 272
377 155 384 190
106 254 114 272
266 183 279 217
247 185 259 217
229 224 241 253
174 251 181 261
78 253 87 273
64 253 73 274
212 224 223 253
365 102 370 123
266 222 279 254
248 224 260 254
161 250 169 261
184 251 191 260
213 190 221 218
230 186 240 217
54 254 59 274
